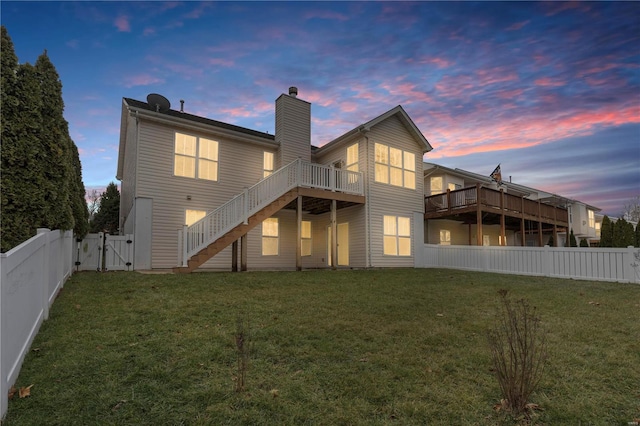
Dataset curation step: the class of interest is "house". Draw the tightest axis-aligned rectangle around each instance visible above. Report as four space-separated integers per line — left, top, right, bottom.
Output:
116 87 432 271
423 163 600 247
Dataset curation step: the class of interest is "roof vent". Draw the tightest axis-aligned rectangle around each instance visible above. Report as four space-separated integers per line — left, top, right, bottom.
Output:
180 99 185 113
289 86 298 97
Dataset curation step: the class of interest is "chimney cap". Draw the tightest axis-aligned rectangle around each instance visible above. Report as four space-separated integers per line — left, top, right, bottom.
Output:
289 86 298 97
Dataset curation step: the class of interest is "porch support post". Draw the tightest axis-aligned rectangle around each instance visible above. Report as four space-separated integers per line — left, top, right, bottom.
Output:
520 197 525 246
296 196 302 271
240 234 247 271
232 240 238 272
500 189 505 246
537 200 543 247
331 199 337 269
476 184 482 246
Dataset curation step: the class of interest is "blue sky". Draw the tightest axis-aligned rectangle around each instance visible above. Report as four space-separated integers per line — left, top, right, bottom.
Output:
3 1 639 216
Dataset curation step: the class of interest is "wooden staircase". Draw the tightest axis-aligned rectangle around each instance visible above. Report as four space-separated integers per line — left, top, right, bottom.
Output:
173 190 298 273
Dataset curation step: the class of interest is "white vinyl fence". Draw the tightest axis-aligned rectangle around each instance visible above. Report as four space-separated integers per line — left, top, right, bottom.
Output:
419 244 640 284
1 229 74 418
75 233 133 272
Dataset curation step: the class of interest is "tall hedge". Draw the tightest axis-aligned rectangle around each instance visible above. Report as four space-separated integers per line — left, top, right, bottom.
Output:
600 216 613 247
0 26 88 252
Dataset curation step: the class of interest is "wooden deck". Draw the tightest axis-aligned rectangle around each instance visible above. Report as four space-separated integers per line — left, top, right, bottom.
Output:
425 184 568 246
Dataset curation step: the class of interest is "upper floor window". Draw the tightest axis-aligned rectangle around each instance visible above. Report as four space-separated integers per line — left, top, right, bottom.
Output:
264 152 274 178
430 177 443 195
448 183 461 191
346 143 358 172
588 210 595 228
375 143 415 189
383 215 411 256
174 133 218 181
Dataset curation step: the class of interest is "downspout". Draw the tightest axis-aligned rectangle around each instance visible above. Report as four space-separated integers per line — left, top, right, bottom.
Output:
358 125 372 268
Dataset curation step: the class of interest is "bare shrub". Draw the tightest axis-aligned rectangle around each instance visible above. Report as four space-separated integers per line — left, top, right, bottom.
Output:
487 289 548 416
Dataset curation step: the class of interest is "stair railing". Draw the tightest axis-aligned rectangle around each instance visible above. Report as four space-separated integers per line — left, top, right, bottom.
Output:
180 158 364 266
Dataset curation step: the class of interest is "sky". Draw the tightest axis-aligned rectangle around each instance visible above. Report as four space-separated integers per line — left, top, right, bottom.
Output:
2 1 639 216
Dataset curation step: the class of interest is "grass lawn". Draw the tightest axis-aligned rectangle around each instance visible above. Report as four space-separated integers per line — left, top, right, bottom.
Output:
4 269 639 425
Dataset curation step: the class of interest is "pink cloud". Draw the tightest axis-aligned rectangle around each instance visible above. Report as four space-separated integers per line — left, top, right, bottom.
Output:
534 77 565 87
304 10 349 21
506 20 530 31
114 15 131 32
425 104 640 159
209 58 234 67
122 74 165 88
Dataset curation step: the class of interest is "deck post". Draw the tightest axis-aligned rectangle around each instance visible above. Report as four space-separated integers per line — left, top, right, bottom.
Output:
232 240 238 272
331 199 337 269
446 189 451 213
537 200 543 247
553 206 558 246
329 164 336 192
520 197 525 246
476 184 482 246
240 234 247 271
296 196 302 271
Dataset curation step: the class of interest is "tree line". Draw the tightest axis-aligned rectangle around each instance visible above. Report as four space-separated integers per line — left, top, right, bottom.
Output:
1 26 89 252
599 216 639 248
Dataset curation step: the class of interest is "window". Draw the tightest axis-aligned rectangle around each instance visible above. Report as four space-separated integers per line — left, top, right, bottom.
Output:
430 177 443 195
439 230 451 245
448 183 461 191
374 143 415 189
264 152 274 178
262 218 279 256
346 143 358 172
483 235 491 246
301 220 312 256
174 133 218 181
185 209 206 226
588 210 595 228
383 215 411 256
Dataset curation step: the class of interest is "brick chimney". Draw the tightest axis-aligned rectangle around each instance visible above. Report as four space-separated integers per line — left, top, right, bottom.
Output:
275 86 311 168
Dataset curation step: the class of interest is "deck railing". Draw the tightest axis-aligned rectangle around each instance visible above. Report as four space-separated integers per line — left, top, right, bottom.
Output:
180 159 364 265
425 185 568 223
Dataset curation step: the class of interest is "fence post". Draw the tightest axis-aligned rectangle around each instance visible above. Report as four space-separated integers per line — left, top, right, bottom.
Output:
544 245 552 277
37 229 51 320
625 246 639 283
97 232 104 271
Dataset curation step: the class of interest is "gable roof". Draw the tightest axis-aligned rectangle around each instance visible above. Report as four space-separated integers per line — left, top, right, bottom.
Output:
315 105 433 155
123 97 275 140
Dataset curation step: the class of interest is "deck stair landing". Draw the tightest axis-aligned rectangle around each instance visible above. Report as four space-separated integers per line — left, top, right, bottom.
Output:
173 159 364 273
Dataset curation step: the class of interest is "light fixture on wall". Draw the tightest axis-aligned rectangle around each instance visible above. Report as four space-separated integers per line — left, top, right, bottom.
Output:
186 195 192 201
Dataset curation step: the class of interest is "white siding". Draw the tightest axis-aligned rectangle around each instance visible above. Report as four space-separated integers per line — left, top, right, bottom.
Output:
134 118 277 268
366 116 425 267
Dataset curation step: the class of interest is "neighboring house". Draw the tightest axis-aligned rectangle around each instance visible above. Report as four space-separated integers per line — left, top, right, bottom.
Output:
423 163 600 247
117 87 432 271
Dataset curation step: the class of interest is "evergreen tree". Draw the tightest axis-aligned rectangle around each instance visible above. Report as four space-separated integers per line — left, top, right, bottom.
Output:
579 238 589 247
1 27 47 251
70 143 89 238
569 229 577 247
35 50 74 231
612 218 634 248
547 234 554 247
90 183 120 234
600 216 613 247
635 223 640 248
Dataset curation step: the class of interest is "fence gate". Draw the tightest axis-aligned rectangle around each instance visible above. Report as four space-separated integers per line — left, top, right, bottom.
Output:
76 233 134 271
76 233 104 271
103 234 134 271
